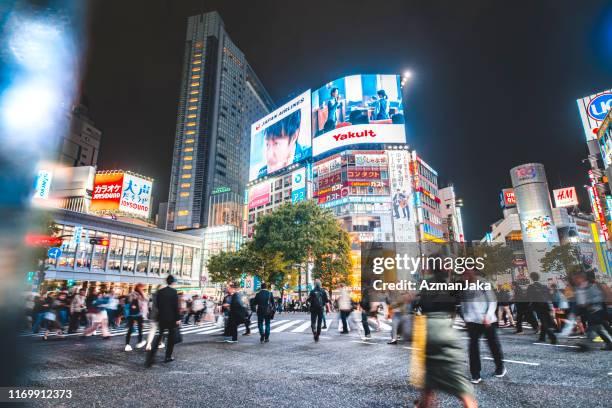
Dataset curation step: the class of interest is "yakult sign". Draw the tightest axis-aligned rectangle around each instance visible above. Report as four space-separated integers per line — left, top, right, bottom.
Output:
312 124 406 156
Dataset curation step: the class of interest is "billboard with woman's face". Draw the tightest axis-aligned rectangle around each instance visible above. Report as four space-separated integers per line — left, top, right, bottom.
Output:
311 74 406 156
249 90 312 181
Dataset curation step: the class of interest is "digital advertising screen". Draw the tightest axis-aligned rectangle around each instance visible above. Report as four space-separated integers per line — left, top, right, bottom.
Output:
311 74 406 156
249 90 312 181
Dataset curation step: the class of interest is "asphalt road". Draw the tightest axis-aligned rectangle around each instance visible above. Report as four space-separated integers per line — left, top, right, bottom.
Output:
18 313 612 408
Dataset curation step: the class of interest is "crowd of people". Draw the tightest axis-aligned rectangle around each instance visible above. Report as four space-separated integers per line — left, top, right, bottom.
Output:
23 264 612 406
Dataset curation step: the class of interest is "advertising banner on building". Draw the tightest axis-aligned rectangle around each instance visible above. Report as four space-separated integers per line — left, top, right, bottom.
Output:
90 172 124 211
387 150 417 242
312 124 406 157
119 173 153 218
249 90 312 181
311 74 406 156
90 171 153 218
291 167 306 203
500 188 516 207
248 180 271 209
553 186 578 208
577 89 612 141
33 169 53 201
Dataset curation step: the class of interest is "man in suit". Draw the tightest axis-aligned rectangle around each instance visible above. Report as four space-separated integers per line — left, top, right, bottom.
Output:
146 275 180 367
253 282 275 343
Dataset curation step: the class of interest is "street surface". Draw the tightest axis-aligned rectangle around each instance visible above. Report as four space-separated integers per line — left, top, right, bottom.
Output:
21 313 612 408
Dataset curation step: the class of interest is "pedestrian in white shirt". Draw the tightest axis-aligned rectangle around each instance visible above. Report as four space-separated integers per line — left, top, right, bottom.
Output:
461 268 506 384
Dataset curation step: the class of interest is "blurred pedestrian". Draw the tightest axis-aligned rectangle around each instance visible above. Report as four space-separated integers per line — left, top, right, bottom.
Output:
125 283 148 351
145 285 165 352
226 283 248 343
337 284 352 334
308 279 329 342
527 272 557 344
146 275 180 366
81 291 110 339
574 271 612 350
253 282 275 343
68 289 87 333
461 269 506 384
412 265 476 408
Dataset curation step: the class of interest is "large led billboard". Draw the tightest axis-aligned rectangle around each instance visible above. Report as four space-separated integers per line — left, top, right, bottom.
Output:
90 171 153 218
311 74 406 156
249 90 312 181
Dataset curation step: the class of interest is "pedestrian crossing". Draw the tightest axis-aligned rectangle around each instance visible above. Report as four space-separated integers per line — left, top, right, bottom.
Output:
23 315 542 340
22 315 393 339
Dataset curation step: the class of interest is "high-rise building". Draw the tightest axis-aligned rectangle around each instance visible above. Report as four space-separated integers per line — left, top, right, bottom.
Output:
167 11 274 231
439 184 465 243
59 104 102 167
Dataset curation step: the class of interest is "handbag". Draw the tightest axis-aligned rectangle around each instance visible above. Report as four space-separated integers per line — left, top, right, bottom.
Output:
173 326 183 344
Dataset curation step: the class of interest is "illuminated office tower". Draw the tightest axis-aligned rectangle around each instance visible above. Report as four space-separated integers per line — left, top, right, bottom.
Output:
167 12 274 231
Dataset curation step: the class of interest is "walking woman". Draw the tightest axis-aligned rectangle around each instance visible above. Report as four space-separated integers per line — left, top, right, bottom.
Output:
42 293 65 340
411 265 476 408
125 283 148 351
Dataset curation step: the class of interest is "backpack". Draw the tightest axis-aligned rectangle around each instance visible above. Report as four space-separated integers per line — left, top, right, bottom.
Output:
311 289 324 309
233 293 248 322
266 292 276 320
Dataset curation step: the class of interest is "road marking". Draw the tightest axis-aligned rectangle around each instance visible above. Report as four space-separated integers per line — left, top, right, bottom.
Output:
403 346 421 350
483 357 539 366
271 320 301 332
533 342 580 349
350 340 377 345
291 321 312 333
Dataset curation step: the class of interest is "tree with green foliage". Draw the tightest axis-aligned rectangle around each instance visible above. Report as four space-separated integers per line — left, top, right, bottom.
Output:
207 241 291 287
473 243 515 278
540 243 582 279
312 226 352 292
250 201 352 294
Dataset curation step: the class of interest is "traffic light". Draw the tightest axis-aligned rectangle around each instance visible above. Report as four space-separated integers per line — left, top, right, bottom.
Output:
90 237 110 246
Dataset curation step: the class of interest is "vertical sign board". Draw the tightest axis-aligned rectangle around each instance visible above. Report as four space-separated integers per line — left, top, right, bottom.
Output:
119 173 153 218
387 150 417 243
291 167 306 203
33 170 53 201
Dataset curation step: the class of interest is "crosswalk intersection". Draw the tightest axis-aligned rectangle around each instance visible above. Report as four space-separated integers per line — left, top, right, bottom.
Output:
22 314 394 340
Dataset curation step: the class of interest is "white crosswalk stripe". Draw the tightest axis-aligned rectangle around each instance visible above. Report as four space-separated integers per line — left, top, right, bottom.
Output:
291 321 312 333
22 316 394 340
271 320 301 332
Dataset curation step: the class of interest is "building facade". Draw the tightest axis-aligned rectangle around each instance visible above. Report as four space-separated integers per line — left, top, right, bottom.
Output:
42 209 202 293
439 184 465 243
167 11 274 231
59 104 101 168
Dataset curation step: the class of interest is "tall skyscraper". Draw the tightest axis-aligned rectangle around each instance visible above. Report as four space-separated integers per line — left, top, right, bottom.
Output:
167 11 274 231
59 104 102 167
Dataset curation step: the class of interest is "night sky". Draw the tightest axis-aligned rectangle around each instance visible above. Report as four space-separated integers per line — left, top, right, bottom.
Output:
82 0 612 240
